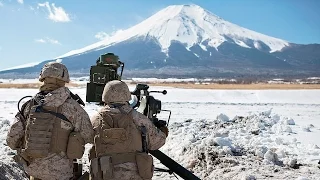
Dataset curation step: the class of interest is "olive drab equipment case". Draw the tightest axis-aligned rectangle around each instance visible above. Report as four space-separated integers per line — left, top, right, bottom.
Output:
86 53 124 103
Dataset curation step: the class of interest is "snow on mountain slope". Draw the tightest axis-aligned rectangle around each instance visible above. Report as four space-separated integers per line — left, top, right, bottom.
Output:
1 62 41 71
57 4 289 59
1 59 64 72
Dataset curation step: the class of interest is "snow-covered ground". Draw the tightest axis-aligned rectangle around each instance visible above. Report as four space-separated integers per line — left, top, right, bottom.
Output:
0 84 320 179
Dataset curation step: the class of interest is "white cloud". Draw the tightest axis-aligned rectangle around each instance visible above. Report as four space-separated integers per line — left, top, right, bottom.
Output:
29 6 35 11
34 37 61 45
94 29 124 41
37 2 70 22
35 39 46 43
47 37 60 44
0 2 3 7
17 0 23 4
95 31 110 40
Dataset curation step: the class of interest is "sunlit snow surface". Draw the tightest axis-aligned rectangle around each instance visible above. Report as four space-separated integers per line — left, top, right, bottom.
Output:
0 82 319 179
0 62 40 71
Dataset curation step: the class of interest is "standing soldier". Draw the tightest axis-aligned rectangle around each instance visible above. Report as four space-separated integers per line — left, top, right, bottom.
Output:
6 62 94 180
89 80 168 180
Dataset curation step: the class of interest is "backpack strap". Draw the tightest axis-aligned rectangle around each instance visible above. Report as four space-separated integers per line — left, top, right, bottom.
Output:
30 92 71 124
34 105 71 123
140 126 148 153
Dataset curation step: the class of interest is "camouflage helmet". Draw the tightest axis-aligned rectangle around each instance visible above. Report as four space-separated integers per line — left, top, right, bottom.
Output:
102 80 131 103
39 62 70 83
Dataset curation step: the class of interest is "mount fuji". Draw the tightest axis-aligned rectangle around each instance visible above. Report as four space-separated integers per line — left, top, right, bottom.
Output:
1 4 319 78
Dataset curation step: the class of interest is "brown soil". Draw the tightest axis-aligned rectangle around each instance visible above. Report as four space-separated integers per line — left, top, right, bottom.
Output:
0 82 80 89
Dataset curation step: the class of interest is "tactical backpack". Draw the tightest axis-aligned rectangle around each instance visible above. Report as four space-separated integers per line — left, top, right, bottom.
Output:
17 92 85 164
20 93 72 161
90 107 154 180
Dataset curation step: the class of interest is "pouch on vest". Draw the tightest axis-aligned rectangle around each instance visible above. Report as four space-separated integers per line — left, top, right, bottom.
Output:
67 131 85 159
89 145 96 160
102 128 127 144
90 156 114 180
90 157 101 180
136 153 154 179
100 156 113 180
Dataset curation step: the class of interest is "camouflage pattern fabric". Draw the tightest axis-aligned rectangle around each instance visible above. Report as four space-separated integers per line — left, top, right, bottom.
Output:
101 80 131 103
109 165 145 180
90 104 167 179
39 62 70 83
6 87 94 180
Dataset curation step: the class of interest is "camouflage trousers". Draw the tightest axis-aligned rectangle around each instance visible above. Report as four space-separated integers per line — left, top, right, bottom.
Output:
24 153 74 180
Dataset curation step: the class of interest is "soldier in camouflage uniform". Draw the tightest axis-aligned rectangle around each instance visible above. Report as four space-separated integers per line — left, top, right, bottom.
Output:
6 62 94 180
89 80 168 180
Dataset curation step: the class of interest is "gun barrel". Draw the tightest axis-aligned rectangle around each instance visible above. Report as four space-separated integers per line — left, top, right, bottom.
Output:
150 150 201 180
150 90 167 95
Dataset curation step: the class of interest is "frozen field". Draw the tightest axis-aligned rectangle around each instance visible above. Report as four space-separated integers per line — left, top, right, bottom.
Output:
0 84 320 179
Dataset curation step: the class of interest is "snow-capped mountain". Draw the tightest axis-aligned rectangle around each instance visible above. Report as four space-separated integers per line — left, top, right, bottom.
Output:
1 4 319 78
57 4 289 58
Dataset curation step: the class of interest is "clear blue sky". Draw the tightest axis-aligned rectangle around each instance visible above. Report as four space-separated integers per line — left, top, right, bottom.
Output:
0 0 319 70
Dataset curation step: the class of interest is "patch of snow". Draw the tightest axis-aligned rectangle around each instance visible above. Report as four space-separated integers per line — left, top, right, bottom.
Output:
302 126 311 132
263 150 279 164
241 175 256 180
234 39 251 48
307 77 320 80
296 177 310 180
198 43 207 51
0 78 39 84
216 113 230 122
282 118 295 125
253 41 261 50
214 137 234 149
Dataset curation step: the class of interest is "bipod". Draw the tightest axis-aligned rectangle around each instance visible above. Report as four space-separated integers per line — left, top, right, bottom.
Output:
154 167 179 179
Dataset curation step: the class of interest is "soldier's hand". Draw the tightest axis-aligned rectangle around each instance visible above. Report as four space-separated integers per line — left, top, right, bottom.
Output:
159 126 169 137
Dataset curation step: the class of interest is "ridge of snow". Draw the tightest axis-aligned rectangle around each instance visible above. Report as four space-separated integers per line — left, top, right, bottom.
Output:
234 39 251 49
0 62 41 71
57 4 289 59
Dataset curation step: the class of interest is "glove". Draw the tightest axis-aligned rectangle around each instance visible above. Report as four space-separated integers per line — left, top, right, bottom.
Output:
159 126 169 137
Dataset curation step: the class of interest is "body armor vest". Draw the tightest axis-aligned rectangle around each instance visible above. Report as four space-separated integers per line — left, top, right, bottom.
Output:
22 98 72 160
94 108 143 157
91 107 155 180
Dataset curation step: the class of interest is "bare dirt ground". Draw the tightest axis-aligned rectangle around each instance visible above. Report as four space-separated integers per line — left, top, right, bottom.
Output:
0 82 80 89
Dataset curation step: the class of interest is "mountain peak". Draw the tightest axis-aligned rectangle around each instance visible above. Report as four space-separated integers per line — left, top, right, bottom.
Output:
164 4 221 18
57 4 289 59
